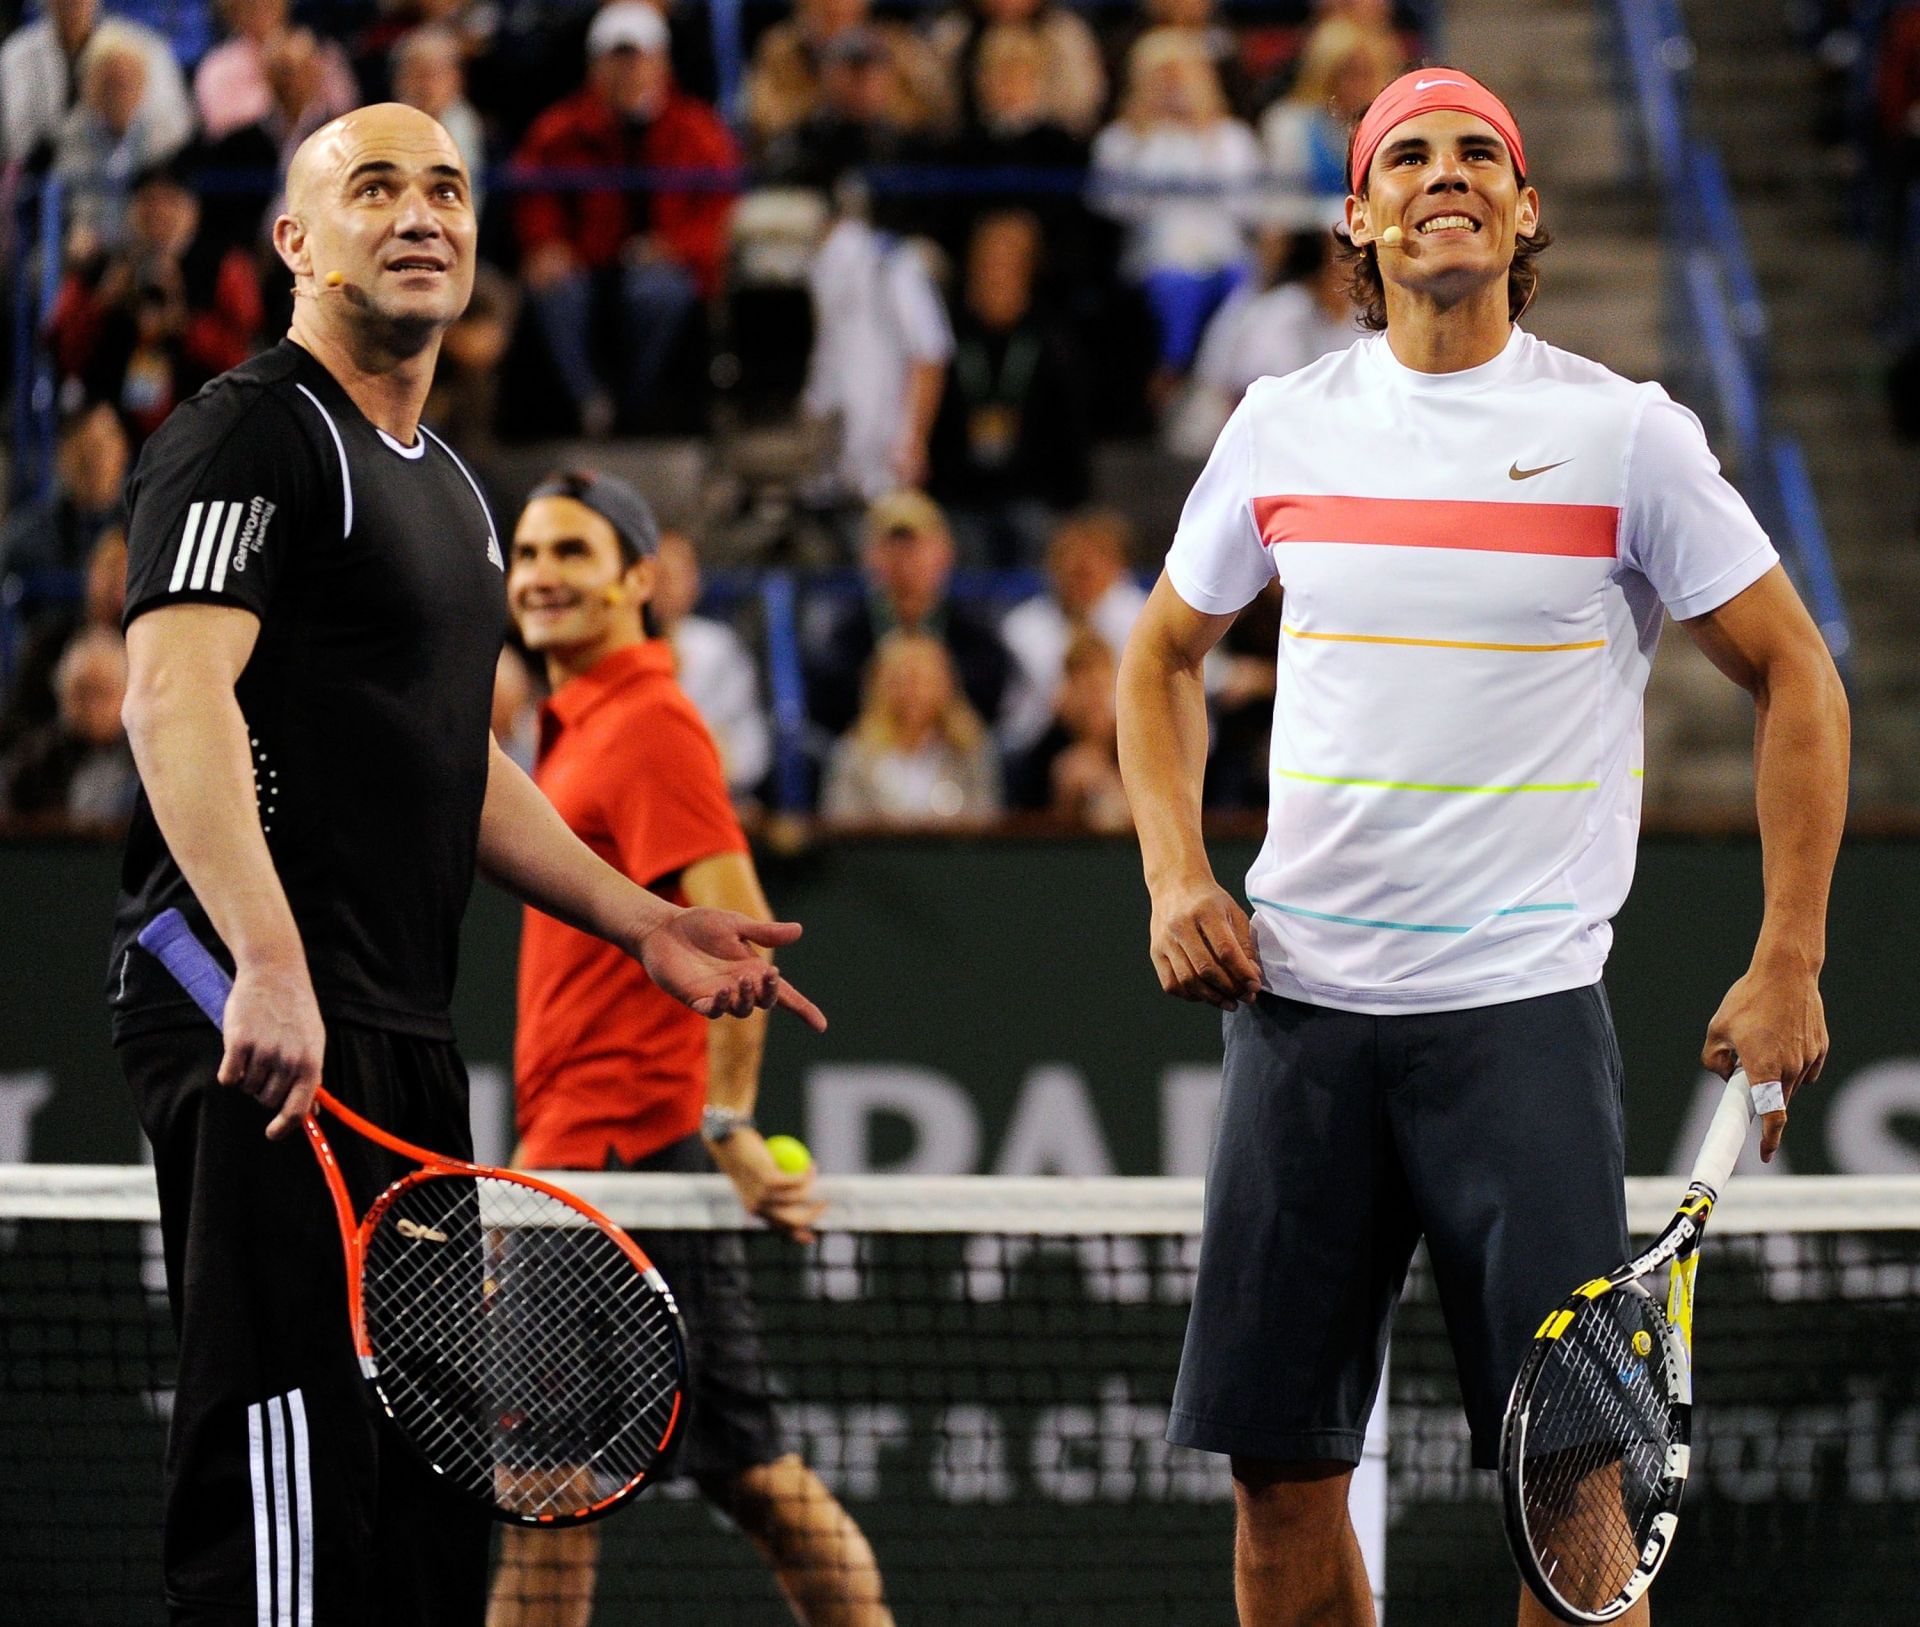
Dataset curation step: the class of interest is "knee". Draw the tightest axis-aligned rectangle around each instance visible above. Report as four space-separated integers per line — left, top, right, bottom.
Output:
703 1453 817 1539
1231 1458 1353 1548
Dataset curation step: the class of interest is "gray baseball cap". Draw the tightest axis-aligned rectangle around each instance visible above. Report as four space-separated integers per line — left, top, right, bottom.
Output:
526 467 660 564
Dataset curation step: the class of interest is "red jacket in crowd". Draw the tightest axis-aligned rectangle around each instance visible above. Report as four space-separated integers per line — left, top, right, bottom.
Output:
512 85 740 298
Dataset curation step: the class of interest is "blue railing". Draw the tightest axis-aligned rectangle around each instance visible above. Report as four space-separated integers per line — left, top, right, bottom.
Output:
1611 0 1852 662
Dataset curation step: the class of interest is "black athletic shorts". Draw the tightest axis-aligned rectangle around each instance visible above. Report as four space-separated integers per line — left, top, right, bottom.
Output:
604 1134 788 1490
121 1022 492 1627
1167 982 1630 1472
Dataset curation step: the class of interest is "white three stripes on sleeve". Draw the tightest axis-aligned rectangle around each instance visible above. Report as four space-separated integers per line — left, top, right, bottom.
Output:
166 500 249 594
247 1390 314 1627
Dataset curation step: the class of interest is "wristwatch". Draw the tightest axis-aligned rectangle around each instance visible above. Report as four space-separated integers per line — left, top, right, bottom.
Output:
701 1105 756 1143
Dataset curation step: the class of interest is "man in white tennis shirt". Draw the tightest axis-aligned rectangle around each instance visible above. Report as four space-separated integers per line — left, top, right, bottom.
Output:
1117 68 1849 1625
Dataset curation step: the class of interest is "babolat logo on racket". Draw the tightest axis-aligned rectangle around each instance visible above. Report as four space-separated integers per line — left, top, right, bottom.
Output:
396 1217 450 1244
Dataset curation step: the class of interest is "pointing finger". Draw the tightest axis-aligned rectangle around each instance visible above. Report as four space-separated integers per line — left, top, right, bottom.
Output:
775 979 827 1032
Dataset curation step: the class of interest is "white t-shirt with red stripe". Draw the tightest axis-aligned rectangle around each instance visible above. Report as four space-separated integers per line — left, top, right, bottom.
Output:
1166 326 1778 1014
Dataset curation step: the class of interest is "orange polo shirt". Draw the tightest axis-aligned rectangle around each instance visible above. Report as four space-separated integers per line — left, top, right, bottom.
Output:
515 640 750 1169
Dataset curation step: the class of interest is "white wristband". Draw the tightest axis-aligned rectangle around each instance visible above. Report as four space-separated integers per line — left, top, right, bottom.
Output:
1750 1079 1787 1116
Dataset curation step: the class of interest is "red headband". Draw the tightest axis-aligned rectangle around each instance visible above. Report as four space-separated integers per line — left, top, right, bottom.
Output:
1348 68 1526 195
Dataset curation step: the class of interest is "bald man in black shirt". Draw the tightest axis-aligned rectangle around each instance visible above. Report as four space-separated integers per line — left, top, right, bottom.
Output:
110 104 822 1627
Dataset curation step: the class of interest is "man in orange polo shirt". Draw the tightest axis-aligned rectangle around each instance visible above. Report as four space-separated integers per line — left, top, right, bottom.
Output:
489 469 894 1627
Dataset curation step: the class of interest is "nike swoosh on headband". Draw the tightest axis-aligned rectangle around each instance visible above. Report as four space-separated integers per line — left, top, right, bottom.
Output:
1509 459 1573 481
1414 78 1466 90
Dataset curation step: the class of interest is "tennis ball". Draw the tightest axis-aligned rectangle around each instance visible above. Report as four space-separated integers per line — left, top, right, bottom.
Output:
765 1134 813 1174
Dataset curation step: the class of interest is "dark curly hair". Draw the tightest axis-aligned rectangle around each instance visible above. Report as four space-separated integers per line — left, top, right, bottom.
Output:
1333 102 1551 333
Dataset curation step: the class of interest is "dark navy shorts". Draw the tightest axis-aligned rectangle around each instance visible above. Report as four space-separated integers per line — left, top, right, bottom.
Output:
1167 982 1630 1472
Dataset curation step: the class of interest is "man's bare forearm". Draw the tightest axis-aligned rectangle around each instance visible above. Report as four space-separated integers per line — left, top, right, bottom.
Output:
476 743 677 947
682 850 773 1113
1749 650 1849 970
1117 636 1214 893
124 665 304 970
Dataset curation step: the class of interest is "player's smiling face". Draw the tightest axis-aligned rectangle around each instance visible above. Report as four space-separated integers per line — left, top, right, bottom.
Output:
1351 110 1538 299
510 496 650 655
285 104 477 341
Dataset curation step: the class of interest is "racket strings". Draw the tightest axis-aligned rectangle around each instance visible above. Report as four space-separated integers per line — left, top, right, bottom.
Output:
361 1174 681 1520
1518 1291 1677 1612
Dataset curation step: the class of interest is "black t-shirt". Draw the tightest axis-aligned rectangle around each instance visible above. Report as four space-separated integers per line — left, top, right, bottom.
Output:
108 340 508 1041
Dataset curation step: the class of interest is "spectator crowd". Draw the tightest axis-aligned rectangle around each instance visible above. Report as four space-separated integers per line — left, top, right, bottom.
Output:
0 0 1429 828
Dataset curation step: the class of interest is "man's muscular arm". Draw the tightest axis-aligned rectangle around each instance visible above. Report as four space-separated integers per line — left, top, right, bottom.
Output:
1117 574 1264 1010
123 604 327 1138
477 743 825 1029
1683 564 1849 1161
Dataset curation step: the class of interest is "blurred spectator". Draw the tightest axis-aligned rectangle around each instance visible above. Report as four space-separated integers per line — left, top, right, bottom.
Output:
929 209 1092 565
1 0 192 172
1 402 128 575
1111 0 1257 120
1169 224 1357 453
424 261 519 450
998 507 1143 752
50 162 266 443
764 28 933 199
930 0 1107 141
820 630 1003 824
1006 629 1130 828
652 530 773 801
349 0 494 104
0 526 127 756
804 489 1010 737
53 21 194 253
942 24 1099 267
745 0 951 153
513 1 738 436
1092 28 1261 382
0 626 138 825
491 644 540 773
193 0 357 144
1258 17 1400 206
198 25 353 259
801 196 952 505
392 25 486 210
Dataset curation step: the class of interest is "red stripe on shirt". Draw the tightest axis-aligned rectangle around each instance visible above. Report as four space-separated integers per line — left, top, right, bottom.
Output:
1253 495 1620 558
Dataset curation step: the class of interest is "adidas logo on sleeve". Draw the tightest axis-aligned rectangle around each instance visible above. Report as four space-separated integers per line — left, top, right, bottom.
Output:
166 497 278 593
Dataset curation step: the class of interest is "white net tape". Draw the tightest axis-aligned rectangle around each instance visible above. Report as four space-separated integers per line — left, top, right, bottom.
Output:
7 1166 1920 1234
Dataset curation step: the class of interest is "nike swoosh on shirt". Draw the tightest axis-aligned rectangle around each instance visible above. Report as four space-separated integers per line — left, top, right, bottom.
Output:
1509 459 1573 481
1414 78 1465 90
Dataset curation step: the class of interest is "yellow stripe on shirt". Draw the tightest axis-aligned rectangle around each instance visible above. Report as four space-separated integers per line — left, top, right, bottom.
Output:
1282 625 1606 654
1274 768 1599 794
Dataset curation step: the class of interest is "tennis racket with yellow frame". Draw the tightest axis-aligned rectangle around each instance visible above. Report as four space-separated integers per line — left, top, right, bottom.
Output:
1498 1067 1776 1621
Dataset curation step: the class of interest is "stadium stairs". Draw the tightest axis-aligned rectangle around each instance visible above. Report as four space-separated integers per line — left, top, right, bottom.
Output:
1681 0 1918 811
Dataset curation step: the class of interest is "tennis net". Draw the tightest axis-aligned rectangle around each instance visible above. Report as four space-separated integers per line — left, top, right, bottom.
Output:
2 1168 1916 1624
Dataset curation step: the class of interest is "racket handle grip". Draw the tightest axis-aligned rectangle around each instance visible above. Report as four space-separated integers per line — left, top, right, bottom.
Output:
135 909 233 1031
1688 1066 1756 1200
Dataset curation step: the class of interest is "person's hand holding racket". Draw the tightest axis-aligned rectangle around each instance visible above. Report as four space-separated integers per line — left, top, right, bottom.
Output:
217 953 329 1141
137 908 690 1527
1700 955 1829 1162
636 908 826 1031
1147 872 1264 1011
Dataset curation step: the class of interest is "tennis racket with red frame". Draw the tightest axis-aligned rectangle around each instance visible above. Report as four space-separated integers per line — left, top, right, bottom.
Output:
137 907 687 1527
